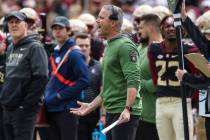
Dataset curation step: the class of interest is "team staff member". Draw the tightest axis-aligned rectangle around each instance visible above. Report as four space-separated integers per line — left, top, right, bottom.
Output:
0 11 48 140
176 3 210 140
135 14 162 140
70 5 141 140
44 16 89 140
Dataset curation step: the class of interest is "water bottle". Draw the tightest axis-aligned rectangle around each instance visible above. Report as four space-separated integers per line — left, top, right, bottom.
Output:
80 91 85 101
92 128 100 140
99 121 106 140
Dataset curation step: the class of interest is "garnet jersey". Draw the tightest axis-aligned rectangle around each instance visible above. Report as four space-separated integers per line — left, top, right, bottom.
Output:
148 41 198 97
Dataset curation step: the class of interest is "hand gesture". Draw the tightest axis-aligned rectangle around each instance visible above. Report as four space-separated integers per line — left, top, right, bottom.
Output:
70 101 90 116
181 1 187 21
118 109 130 124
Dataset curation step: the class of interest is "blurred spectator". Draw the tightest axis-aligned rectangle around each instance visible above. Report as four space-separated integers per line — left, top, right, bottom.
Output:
87 0 113 17
68 4 82 19
22 0 36 8
69 19 88 37
78 13 96 36
1 0 23 14
78 12 105 61
121 18 134 33
118 0 136 21
200 0 210 13
132 4 152 25
135 0 168 7
20 7 40 32
88 0 103 17
132 4 152 43
152 6 171 20
195 11 210 34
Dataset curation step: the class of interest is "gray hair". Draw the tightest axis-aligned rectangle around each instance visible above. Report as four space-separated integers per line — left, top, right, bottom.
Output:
102 5 123 31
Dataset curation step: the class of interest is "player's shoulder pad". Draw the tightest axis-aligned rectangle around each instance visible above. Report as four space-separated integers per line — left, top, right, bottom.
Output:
149 42 161 53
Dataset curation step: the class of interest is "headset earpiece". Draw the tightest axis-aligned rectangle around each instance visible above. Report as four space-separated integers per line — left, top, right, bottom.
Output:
109 5 118 20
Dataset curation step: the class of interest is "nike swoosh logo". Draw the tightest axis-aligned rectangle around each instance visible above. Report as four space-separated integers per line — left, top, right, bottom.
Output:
171 55 178 58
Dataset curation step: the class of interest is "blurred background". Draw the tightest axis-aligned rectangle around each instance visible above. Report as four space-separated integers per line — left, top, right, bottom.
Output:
0 0 209 33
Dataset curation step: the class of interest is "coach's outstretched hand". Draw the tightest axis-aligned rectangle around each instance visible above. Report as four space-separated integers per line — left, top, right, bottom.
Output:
70 101 91 116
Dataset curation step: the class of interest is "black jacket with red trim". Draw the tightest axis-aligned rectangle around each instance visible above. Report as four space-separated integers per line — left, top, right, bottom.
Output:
44 38 89 112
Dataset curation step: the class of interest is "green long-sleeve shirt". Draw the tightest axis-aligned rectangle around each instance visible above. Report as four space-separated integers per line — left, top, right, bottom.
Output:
100 35 142 116
138 45 157 123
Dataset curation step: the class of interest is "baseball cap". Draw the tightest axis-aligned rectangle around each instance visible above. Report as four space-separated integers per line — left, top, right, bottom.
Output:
5 11 27 22
51 16 70 28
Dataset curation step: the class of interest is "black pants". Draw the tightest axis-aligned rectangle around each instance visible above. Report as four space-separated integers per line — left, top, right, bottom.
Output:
78 109 100 140
33 127 53 140
135 119 159 140
0 106 4 140
205 117 210 140
106 113 139 140
3 107 37 140
48 111 79 140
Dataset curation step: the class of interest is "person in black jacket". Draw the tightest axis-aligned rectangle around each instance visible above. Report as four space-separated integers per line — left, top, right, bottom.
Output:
176 2 210 140
0 31 6 140
176 65 210 140
0 11 48 140
181 3 210 58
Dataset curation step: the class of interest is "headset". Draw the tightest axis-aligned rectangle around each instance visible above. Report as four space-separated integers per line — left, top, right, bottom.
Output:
109 5 118 20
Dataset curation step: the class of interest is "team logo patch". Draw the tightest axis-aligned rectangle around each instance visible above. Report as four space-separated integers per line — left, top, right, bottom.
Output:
129 51 137 62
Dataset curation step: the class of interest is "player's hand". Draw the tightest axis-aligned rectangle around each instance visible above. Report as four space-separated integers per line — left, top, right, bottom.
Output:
181 1 187 21
175 69 187 81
